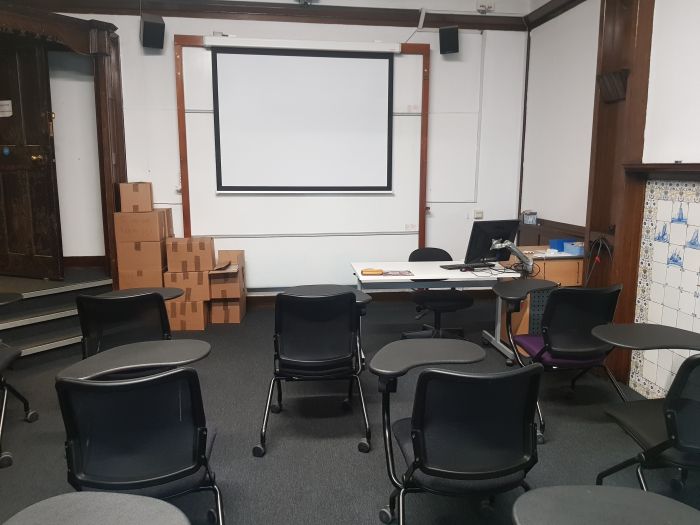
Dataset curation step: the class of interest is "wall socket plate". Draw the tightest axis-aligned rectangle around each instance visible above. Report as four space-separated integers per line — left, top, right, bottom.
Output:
474 209 484 220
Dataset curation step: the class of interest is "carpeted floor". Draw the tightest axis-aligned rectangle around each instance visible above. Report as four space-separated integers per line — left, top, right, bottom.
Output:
1 298 698 524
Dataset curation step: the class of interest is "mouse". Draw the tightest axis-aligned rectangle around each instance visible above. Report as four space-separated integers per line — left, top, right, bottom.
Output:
459 267 469 272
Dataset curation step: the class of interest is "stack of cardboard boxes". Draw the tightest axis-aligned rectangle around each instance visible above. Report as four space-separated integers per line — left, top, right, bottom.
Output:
114 182 173 289
113 182 247 330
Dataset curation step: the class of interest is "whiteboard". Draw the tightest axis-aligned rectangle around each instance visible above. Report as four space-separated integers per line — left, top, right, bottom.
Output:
212 49 393 192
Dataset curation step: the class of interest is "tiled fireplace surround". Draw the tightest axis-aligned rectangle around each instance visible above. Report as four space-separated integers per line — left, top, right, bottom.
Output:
630 180 700 397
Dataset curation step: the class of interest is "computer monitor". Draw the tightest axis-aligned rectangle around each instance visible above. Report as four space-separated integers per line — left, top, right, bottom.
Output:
464 220 520 263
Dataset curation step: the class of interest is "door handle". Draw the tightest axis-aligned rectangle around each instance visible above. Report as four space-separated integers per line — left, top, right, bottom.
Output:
31 154 44 161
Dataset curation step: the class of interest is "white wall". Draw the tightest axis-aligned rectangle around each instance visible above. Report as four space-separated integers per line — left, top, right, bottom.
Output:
48 52 105 257
644 0 700 163
66 13 526 287
520 0 600 227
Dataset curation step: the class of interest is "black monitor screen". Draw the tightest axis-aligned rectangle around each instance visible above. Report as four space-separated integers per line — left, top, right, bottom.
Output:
464 220 520 263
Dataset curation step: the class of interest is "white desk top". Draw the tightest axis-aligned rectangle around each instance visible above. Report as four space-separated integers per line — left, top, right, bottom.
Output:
351 261 520 287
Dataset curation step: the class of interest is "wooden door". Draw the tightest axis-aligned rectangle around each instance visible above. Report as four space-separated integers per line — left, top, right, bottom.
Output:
0 35 63 280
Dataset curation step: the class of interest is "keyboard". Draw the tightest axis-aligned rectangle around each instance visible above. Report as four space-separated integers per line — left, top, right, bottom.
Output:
440 262 496 271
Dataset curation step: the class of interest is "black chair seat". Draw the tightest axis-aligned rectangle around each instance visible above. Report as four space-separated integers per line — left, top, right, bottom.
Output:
413 289 474 313
392 418 526 494
0 344 21 371
277 361 355 379
548 330 612 359
605 399 668 450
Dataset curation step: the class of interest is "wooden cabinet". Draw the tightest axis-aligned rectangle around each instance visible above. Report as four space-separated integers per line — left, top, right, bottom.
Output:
499 247 584 342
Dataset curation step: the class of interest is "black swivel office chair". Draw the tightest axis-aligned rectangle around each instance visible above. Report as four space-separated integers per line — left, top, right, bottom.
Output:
252 292 371 457
402 247 474 339
512 285 623 440
56 367 224 524
0 343 39 468
597 353 700 491
76 293 171 359
381 364 542 524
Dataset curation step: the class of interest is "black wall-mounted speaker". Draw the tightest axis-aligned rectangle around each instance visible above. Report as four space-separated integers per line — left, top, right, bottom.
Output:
439 26 459 55
140 14 165 49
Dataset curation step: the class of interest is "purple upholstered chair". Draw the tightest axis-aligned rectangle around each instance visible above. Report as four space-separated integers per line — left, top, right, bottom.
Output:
512 285 623 439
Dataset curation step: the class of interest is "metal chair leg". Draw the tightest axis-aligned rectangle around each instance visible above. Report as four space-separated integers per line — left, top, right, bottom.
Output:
536 401 545 443
602 365 627 401
596 455 639 485
271 378 283 412
397 488 407 525
570 369 590 390
0 386 12 468
355 375 371 453
252 377 276 457
636 465 648 491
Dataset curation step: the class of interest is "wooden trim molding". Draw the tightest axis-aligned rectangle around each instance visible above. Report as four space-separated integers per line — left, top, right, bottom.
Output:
625 163 700 181
525 0 588 29
16 0 527 30
400 43 430 249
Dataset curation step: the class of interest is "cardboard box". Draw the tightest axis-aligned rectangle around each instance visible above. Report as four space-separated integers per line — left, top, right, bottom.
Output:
116 241 166 271
158 208 174 238
163 271 211 302
166 237 216 272
114 211 166 243
218 250 245 269
118 269 164 289
209 266 244 299
210 296 246 324
119 182 153 212
167 301 208 331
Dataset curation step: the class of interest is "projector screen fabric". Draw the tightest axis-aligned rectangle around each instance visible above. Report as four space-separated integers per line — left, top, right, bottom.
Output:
212 48 393 192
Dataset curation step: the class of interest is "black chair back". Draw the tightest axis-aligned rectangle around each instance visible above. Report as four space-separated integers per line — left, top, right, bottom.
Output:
56 367 207 491
409 247 452 262
76 293 171 358
541 285 622 358
275 292 358 370
665 354 700 453
410 364 542 480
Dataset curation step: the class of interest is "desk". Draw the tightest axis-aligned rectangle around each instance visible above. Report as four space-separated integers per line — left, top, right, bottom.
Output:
99 287 184 300
4 492 190 525
57 339 210 380
592 323 700 351
369 339 485 489
352 260 521 358
512 485 699 525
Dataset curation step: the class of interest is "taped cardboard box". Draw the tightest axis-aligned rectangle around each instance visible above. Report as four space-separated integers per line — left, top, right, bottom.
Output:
114 211 166 243
167 301 208 331
116 241 166 271
210 296 246 324
118 269 164 289
166 237 216 272
158 208 174 238
217 250 245 269
119 182 153 212
163 271 210 302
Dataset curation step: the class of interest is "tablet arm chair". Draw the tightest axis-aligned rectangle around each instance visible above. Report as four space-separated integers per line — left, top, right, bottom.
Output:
56 367 224 524
381 364 542 525
512 285 623 441
76 293 171 359
0 342 39 468
401 248 474 339
253 292 371 457
597 353 700 492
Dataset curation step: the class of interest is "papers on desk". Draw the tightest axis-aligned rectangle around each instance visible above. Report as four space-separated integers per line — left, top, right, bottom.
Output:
360 268 413 276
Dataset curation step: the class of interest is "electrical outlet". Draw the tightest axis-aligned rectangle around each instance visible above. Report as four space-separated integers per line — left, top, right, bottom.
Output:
477 1 495 15
474 210 484 220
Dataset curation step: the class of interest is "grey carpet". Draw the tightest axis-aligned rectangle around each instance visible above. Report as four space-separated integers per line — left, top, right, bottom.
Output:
1 298 698 524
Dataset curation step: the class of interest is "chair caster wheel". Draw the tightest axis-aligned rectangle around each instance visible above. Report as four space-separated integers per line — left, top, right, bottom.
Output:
270 404 282 414
358 438 371 453
481 337 491 347
379 506 395 523
25 410 38 423
537 432 545 445
0 451 13 468
252 444 266 457
341 398 352 411
671 478 686 492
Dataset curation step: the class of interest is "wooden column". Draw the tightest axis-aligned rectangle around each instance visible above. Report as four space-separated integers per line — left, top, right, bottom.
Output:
584 0 655 381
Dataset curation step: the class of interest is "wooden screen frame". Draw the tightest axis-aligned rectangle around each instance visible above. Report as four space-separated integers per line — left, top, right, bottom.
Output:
174 35 429 247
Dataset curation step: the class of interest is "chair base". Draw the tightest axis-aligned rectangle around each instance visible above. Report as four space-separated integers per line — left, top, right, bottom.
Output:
401 324 464 340
596 453 694 492
253 373 371 457
0 377 39 468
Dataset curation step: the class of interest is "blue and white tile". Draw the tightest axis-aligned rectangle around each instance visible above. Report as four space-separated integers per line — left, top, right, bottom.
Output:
650 282 665 304
688 202 700 226
652 240 669 263
679 291 695 314
663 286 680 309
652 262 667 284
648 301 663 323
680 270 698 293
656 366 675 391
657 200 673 222
670 223 688 245
661 306 678 326
686 227 700 250
671 202 689 224
666 265 682 287
657 348 673 371
677 311 694 331
643 358 658 382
